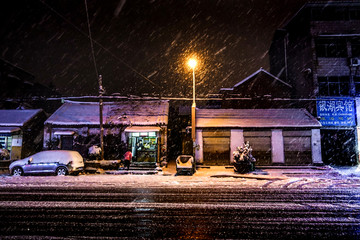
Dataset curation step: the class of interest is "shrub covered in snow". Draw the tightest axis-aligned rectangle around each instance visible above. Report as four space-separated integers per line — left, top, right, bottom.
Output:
88 145 102 160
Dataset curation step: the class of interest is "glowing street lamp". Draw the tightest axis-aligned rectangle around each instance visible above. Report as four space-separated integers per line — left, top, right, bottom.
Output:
188 58 197 158
188 58 197 69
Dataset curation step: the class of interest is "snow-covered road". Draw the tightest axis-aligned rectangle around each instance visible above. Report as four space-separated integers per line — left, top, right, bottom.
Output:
0 180 359 239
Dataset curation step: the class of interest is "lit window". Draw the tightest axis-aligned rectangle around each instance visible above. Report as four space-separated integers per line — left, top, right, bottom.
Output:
0 135 12 151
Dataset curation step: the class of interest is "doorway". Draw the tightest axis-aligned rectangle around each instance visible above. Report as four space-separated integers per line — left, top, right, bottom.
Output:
128 132 158 162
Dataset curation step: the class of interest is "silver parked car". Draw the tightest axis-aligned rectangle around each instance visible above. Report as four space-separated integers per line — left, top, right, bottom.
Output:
9 150 84 176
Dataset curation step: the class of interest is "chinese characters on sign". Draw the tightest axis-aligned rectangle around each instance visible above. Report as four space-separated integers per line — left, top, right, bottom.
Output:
316 98 356 127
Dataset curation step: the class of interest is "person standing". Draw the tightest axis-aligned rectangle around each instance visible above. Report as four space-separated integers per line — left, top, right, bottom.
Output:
123 150 132 170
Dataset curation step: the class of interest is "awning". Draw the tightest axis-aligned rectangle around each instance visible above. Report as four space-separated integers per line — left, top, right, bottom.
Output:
0 126 21 134
124 126 161 132
54 131 75 135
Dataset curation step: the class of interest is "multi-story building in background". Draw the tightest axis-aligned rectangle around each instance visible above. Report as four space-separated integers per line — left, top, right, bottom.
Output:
0 58 60 112
269 1 360 165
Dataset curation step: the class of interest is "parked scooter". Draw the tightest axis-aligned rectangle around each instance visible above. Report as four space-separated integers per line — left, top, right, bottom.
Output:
233 141 256 173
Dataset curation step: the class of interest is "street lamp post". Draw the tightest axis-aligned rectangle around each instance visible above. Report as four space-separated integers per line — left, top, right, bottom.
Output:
188 59 197 159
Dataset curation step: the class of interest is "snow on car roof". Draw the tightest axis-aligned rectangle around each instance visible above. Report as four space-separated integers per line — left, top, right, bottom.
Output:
0 109 43 127
45 100 169 126
196 108 321 128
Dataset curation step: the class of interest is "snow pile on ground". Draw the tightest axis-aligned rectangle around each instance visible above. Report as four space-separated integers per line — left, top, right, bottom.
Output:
327 165 360 178
88 145 101 155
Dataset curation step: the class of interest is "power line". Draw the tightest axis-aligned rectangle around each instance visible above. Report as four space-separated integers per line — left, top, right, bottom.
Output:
84 0 98 78
38 0 160 88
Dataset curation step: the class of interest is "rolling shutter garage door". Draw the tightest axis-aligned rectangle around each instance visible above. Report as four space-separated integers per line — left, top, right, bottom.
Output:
244 131 271 165
203 130 230 165
283 131 312 165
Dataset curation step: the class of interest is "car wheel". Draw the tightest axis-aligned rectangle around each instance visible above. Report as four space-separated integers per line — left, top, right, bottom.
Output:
12 167 23 176
56 167 67 176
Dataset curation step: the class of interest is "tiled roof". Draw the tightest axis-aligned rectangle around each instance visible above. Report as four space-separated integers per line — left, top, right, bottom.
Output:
220 68 292 92
0 109 42 126
45 100 169 126
196 108 321 128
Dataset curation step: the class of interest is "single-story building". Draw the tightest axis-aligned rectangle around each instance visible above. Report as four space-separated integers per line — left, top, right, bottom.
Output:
44 100 169 163
194 108 322 166
0 109 45 160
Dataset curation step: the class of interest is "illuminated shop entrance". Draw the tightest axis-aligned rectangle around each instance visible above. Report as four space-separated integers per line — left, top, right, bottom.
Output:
127 131 158 163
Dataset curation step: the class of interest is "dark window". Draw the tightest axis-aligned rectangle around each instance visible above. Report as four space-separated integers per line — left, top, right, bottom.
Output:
311 7 360 21
318 81 328 96
61 136 73 150
315 38 347 58
355 76 360 96
318 76 350 96
350 8 360 20
351 39 360 57
339 76 350 95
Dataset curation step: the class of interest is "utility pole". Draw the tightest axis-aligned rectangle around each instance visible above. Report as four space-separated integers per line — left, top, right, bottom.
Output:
98 75 105 160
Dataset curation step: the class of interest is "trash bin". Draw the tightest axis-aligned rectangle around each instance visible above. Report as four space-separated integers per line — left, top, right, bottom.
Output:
176 155 195 175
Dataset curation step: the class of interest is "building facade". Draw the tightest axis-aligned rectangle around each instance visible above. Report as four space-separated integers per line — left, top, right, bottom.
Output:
194 108 322 166
269 1 360 165
44 100 169 164
0 58 60 112
0 109 45 160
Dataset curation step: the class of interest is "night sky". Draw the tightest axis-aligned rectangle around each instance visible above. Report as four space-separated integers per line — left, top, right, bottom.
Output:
0 0 310 97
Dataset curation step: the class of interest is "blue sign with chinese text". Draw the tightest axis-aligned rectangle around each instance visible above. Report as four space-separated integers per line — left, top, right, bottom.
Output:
316 98 356 127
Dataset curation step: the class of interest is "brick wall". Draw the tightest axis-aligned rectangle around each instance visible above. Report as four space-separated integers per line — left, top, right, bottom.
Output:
311 21 360 35
316 58 350 76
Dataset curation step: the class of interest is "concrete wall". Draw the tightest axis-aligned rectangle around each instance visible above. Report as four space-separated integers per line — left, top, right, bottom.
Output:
271 129 285 164
316 58 350 76
311 129 322 164
195 129 203 164
10 134 22 160
230 129 244 164
311 21 360 35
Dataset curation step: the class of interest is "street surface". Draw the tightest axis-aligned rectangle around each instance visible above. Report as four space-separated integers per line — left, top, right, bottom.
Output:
0 171 359 239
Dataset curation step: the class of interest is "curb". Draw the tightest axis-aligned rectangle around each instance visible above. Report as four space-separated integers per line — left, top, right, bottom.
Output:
210 174 288 181
105 170 158 175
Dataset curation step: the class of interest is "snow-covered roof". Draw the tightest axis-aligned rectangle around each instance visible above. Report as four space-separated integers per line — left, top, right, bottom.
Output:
0 109 42 127
220 68 292 92
124 126 161 132
196 108 321 128
0 126 21 133
45 100 169 126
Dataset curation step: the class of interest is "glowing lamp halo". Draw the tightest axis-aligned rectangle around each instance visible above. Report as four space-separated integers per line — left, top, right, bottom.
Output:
188 58 197 69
